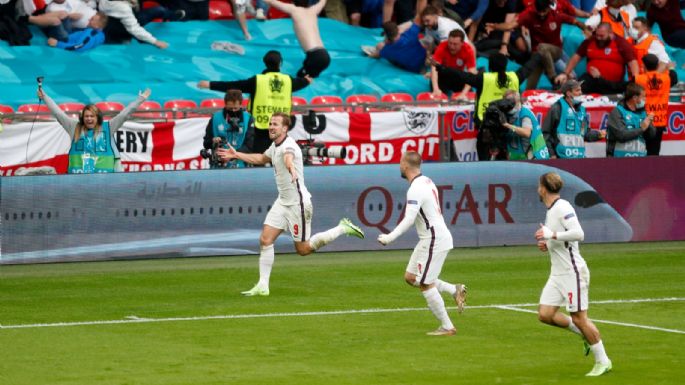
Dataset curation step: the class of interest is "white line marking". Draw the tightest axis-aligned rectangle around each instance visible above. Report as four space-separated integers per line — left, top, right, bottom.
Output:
1 297 684 331
496 305 685 335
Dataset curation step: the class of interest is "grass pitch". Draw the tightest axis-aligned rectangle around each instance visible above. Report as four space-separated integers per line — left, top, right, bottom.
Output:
1 241 684 385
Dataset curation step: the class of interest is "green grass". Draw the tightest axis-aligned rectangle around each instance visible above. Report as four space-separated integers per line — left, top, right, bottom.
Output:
1 241 684 385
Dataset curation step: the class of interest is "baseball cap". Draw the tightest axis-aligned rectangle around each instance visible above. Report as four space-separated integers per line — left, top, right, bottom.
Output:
560 79 584 94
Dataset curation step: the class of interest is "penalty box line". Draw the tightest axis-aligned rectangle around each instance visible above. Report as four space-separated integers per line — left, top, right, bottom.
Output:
1 297 684 331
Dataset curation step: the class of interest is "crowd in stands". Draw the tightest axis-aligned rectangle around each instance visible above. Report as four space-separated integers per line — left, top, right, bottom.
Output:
1 0 684 169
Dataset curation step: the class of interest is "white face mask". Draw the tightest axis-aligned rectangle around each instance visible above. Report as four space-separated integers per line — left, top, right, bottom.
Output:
572 96 583 104
508 106 521 115
636 99 646 109
608 7 620 17
629 28 640 40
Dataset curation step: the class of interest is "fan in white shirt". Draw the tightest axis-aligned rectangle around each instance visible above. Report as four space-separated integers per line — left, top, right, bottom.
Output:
46 0 96 30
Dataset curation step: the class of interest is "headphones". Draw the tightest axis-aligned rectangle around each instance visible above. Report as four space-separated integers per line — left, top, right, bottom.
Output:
79 104 104 126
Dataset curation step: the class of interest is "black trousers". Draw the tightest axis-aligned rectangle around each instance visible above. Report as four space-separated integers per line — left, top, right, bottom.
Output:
645 126 665 156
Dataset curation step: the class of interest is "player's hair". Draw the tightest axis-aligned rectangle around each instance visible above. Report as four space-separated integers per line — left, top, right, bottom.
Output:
224 89 243 103
271 112 291 128
448 29 465 41
539 172 563 193
625 82 644 101
420 5 440 17
403 151 422 169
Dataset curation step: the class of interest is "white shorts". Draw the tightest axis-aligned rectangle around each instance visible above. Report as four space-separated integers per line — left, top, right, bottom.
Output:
539 265 590 313
406 240 450 286
264 200 313 242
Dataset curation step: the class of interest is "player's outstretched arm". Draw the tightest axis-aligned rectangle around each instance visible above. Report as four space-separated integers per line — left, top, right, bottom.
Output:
310 0 327 15
264 0 297 14
217 145 271 165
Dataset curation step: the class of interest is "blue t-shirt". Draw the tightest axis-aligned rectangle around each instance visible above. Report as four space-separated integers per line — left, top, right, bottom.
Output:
379 23 427 73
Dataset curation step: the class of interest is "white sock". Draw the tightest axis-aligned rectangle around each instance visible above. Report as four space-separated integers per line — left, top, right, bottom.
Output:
309 225 345 251
435 279 457 296
562 315 582 336
590 340 610 364
257 244 274 288
422 287 454 330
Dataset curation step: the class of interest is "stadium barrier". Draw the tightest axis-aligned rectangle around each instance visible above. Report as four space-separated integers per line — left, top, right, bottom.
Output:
3 101 685 175
1 157 683 264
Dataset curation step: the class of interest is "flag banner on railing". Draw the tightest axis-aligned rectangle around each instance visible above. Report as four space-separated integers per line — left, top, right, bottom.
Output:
2 105 685 175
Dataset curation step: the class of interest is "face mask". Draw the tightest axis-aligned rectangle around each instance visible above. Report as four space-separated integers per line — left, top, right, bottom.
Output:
508 106 521 116
608 7 620 17
629 29 640 40
636 99 645 109
572 96 583 104
227 109 241 118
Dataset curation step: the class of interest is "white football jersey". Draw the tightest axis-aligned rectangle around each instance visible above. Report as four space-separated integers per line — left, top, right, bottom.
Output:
264 136 311 206
544 198 587 275
403 174 453 251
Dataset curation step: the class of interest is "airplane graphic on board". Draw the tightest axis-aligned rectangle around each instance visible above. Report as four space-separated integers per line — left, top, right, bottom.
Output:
0 163 632 264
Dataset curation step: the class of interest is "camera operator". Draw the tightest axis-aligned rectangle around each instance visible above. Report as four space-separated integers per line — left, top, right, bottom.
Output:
501 90 550 160
480 90 549 160
203 89 255 168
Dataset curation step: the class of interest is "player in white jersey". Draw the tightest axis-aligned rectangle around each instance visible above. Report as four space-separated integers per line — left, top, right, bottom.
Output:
377 151 467 336
535 172 612 377
217 112 365 296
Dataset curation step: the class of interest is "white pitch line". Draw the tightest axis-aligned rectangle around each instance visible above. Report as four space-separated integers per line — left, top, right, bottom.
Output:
1 297 684 331
496 305 685 335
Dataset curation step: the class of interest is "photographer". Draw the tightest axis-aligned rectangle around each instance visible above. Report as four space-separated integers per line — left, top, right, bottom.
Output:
480 90 549 160
203 89 255 168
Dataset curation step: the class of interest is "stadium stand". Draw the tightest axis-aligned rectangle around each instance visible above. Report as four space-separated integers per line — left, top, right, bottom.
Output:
132 100 163 119
200 98 226 108
381 93 414 103
310 95 344 112
164 99 200 119
58 102 86 118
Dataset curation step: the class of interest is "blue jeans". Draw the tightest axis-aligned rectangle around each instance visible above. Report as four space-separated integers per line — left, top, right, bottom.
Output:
255 0 269 11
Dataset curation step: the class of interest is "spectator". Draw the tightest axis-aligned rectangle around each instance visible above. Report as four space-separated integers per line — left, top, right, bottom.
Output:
606 82 655 157
477 0 527 64
265 0 331 78
443 0 489 41
0 0 32 46
363 21 427 73
501 90 550 159
39 87 151 173
204 89 255 168
430 29 477 99
555 23 639 95
505 0 588 90
198 50 312 153
647 0 685 48
382 0 415 24
432 52 544 160
47 27 106 52
631 16 673 73
231 0 255 40
45 0 97 42
634 54 677 155
521 0 592 17
324 0 349 23
421 3 469 48
542 80 604 159
347 0 384 27
586 0 633 39
99 0 182 48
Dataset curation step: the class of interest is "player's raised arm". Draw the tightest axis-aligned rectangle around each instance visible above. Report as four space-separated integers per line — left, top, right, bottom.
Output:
309 0 327 15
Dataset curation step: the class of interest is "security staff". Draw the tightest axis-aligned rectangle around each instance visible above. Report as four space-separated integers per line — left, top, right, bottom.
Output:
634 54 677 155
432 52 543 160
542 80 603 159
198 50 311 153
606 83 655 157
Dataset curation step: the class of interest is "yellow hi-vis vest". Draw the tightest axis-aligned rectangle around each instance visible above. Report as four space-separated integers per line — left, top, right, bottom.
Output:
252 73 293 129
476 72 519 121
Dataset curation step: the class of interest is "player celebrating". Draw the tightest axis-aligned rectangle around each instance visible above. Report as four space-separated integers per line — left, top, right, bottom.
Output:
217 112 364 296
377 151 467 336
535 172 612 376
264 0 330 78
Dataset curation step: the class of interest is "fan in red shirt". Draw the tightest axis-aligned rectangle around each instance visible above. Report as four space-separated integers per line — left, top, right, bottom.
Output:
430 28 477 99
522 0 591 17
555 22 639 95
503 0 587 89
647 0 685 48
